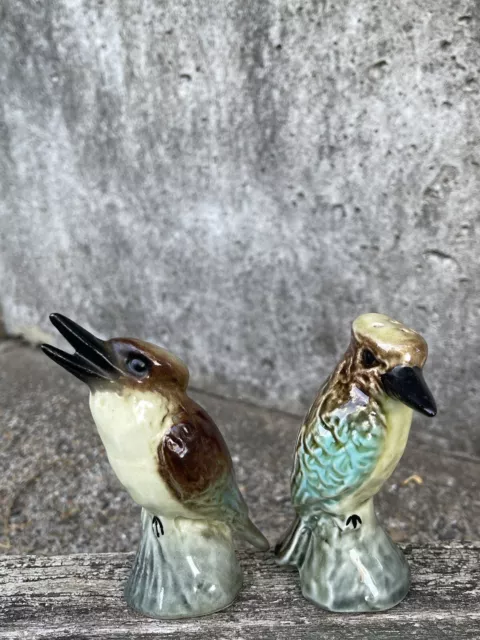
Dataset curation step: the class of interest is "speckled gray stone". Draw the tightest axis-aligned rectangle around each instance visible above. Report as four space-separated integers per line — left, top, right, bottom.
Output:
0 1 479 461
0 343 479 556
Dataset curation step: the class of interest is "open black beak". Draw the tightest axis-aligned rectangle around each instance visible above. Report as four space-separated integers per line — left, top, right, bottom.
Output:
41 313 118 385
381 365 437 417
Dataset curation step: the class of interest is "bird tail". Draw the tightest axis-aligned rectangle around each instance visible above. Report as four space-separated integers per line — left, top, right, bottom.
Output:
237 518 270 551
274 515 313 568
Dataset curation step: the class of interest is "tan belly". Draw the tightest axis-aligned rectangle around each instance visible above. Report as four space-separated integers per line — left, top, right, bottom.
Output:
338 399 413 513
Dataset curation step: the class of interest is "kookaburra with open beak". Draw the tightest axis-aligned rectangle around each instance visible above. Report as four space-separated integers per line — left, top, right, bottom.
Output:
41 313 268 618
41 313 268 549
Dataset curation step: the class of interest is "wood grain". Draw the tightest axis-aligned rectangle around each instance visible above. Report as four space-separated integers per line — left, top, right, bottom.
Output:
0 544 479 639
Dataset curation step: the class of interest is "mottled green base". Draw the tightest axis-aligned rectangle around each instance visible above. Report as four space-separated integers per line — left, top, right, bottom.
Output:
124 509 243 619
276 500 410 612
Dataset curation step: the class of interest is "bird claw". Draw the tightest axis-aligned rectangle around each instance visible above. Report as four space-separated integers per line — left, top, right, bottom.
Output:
152 516 164 537
346 514 362 529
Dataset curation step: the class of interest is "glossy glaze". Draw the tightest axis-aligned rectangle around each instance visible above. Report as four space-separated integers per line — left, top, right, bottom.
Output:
125 510 243 619
41 313 268 619
276 313 437 612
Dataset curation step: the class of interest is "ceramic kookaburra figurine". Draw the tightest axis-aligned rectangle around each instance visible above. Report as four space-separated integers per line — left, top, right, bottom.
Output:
41 313 268 619
275 313 437 612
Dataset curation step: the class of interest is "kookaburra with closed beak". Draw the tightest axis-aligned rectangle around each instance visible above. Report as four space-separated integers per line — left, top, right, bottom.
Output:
276 313 437 611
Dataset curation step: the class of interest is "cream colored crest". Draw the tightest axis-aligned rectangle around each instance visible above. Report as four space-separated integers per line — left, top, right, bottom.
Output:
352 313 428 367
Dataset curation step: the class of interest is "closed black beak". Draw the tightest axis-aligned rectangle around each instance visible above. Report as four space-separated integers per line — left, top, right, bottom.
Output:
381 365 437 417
41 313 118 384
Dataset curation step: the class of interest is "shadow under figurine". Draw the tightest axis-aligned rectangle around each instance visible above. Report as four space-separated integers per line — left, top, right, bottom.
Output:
41 313 269 619
275 313 437 613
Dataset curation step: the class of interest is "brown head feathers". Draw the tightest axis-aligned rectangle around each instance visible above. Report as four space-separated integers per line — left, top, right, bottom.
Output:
41 314 189 393
312 313 430 417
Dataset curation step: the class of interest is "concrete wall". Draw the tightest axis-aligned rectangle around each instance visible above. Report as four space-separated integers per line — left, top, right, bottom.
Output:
1 0 479 455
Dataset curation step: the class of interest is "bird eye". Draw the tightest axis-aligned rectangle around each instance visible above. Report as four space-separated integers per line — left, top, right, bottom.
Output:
126 355 151 378
362 349 378 368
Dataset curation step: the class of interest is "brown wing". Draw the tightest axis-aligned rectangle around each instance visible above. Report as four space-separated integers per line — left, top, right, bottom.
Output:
158 399 248 522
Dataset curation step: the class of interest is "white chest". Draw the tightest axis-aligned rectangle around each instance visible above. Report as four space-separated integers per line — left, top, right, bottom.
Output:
89 389 191 517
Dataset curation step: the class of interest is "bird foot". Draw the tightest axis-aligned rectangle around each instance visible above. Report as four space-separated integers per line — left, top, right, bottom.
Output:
152 516 164 538
346 514 362 529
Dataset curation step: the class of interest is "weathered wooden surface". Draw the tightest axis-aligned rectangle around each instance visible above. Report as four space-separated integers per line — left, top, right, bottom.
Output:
0 545 479 639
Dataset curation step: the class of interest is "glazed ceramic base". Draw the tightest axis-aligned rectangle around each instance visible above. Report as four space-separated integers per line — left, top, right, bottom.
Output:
276 499 410 612
124 509 243 619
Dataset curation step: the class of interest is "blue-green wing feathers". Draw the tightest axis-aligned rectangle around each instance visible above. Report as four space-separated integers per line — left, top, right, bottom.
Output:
291 399 385 514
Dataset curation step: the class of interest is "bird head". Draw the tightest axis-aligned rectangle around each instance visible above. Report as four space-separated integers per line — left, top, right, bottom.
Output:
348 313 437 417
41 313 189 393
